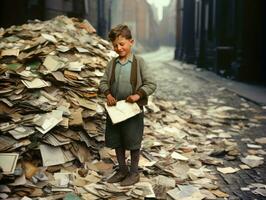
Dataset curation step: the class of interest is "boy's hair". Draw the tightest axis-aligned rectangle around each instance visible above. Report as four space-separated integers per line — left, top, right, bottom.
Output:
108 24 132 42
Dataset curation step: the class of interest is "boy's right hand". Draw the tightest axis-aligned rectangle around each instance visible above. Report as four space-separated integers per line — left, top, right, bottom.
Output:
106 94 117 106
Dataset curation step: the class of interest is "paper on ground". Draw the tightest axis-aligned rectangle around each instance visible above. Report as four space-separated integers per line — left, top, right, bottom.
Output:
104 100 141 124
217 167 240 174
8 126 35 139
133 182 156 198
255 137 266 144
35 110 63 134
43 56 64 72
53 173 71 187
167 185 205 200
0 153 19 174
76 47 89 53
21 78 51 88
57 45 70 52
240 155 264 168
171 151 189 161
1 49 20 57
40 144 75 166
41 33 57 43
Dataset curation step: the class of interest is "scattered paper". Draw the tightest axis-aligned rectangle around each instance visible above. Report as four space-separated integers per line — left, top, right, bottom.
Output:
167 185 205 200
76 47 89 53
211 189 229 198
57 45 71 52
217 167 240 174
240 155 264 168
171 152 189 161
154 175 176 188
40 144 75 166
35 110 63 134
255 137 266 144
67 61 85 71
41 33 57 43
1 49 20 57
53 173 71 187
247 143 262 149
43 55 64 72
21 78 51 88
8 126 35 139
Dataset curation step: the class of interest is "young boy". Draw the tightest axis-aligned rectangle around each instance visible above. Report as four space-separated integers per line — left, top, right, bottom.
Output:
99 24 156 186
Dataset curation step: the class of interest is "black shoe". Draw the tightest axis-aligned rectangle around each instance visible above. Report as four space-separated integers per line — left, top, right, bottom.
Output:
107 170 128 183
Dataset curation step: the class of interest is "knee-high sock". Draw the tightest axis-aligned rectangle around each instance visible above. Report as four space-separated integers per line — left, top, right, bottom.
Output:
115 148 127 171
130 149 140 173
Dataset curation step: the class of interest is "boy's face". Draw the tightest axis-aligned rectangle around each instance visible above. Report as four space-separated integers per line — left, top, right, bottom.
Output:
112 35 134 59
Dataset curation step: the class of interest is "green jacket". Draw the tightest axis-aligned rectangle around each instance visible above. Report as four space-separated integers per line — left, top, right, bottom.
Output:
99 55 156 106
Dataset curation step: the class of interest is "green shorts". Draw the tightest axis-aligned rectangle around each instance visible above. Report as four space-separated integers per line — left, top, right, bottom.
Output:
105 111 144 150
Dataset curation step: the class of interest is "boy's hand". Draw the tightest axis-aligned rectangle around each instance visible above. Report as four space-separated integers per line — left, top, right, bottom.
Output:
106 94 117 106
126 94 140 103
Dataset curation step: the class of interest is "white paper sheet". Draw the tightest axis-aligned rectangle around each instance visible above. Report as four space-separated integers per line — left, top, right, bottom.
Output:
0 153 19 174
35 110 63 134
40 144 75 166
104 100 141 124
21 78 51 88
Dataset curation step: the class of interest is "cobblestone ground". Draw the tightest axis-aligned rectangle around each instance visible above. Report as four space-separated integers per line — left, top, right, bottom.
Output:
141 47 266 200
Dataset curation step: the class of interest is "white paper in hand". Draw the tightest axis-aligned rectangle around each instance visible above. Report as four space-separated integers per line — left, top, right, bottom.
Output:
104 100 142 124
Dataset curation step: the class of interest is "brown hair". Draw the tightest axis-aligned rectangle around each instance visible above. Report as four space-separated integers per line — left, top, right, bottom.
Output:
108 24 132 42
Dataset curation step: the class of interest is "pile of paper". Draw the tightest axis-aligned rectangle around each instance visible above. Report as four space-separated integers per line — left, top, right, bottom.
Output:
0 16 115 198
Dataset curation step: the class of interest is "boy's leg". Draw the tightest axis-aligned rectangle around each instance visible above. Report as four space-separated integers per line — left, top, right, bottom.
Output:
130 149 140 173
115 147 127 172
120 149 140 186
107 147 128 183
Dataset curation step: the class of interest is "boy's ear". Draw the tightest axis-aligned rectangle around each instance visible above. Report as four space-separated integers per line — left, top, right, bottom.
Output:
130 39 134 45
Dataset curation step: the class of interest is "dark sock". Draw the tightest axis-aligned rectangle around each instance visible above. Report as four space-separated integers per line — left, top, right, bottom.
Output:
130 149 140 173
115 148 127 172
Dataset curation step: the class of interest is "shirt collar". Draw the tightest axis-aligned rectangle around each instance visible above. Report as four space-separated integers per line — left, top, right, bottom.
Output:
116 53 133 64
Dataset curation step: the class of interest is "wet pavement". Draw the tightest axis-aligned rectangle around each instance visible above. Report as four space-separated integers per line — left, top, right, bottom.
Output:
141 47 266 200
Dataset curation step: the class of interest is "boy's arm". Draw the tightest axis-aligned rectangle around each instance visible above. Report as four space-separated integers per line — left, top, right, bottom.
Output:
99 60 112 96
136 57 157 98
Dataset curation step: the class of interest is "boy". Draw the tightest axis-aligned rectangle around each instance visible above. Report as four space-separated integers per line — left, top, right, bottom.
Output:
99 24 156 186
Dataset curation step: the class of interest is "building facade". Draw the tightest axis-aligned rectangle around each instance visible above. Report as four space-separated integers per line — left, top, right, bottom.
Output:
159 0 176 46
111 0 159 52
175 0 266 83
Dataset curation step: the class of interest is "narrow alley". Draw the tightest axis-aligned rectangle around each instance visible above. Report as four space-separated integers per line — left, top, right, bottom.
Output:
140 47 266 199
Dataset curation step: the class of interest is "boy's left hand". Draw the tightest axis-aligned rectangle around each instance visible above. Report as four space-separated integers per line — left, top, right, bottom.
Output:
126 94 140 103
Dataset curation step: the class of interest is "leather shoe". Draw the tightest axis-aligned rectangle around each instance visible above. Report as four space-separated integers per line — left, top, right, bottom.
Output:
120 172 140 186
107 170 128 183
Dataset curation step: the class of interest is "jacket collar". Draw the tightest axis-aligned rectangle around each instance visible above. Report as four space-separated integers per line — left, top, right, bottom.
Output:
110 54 136 88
